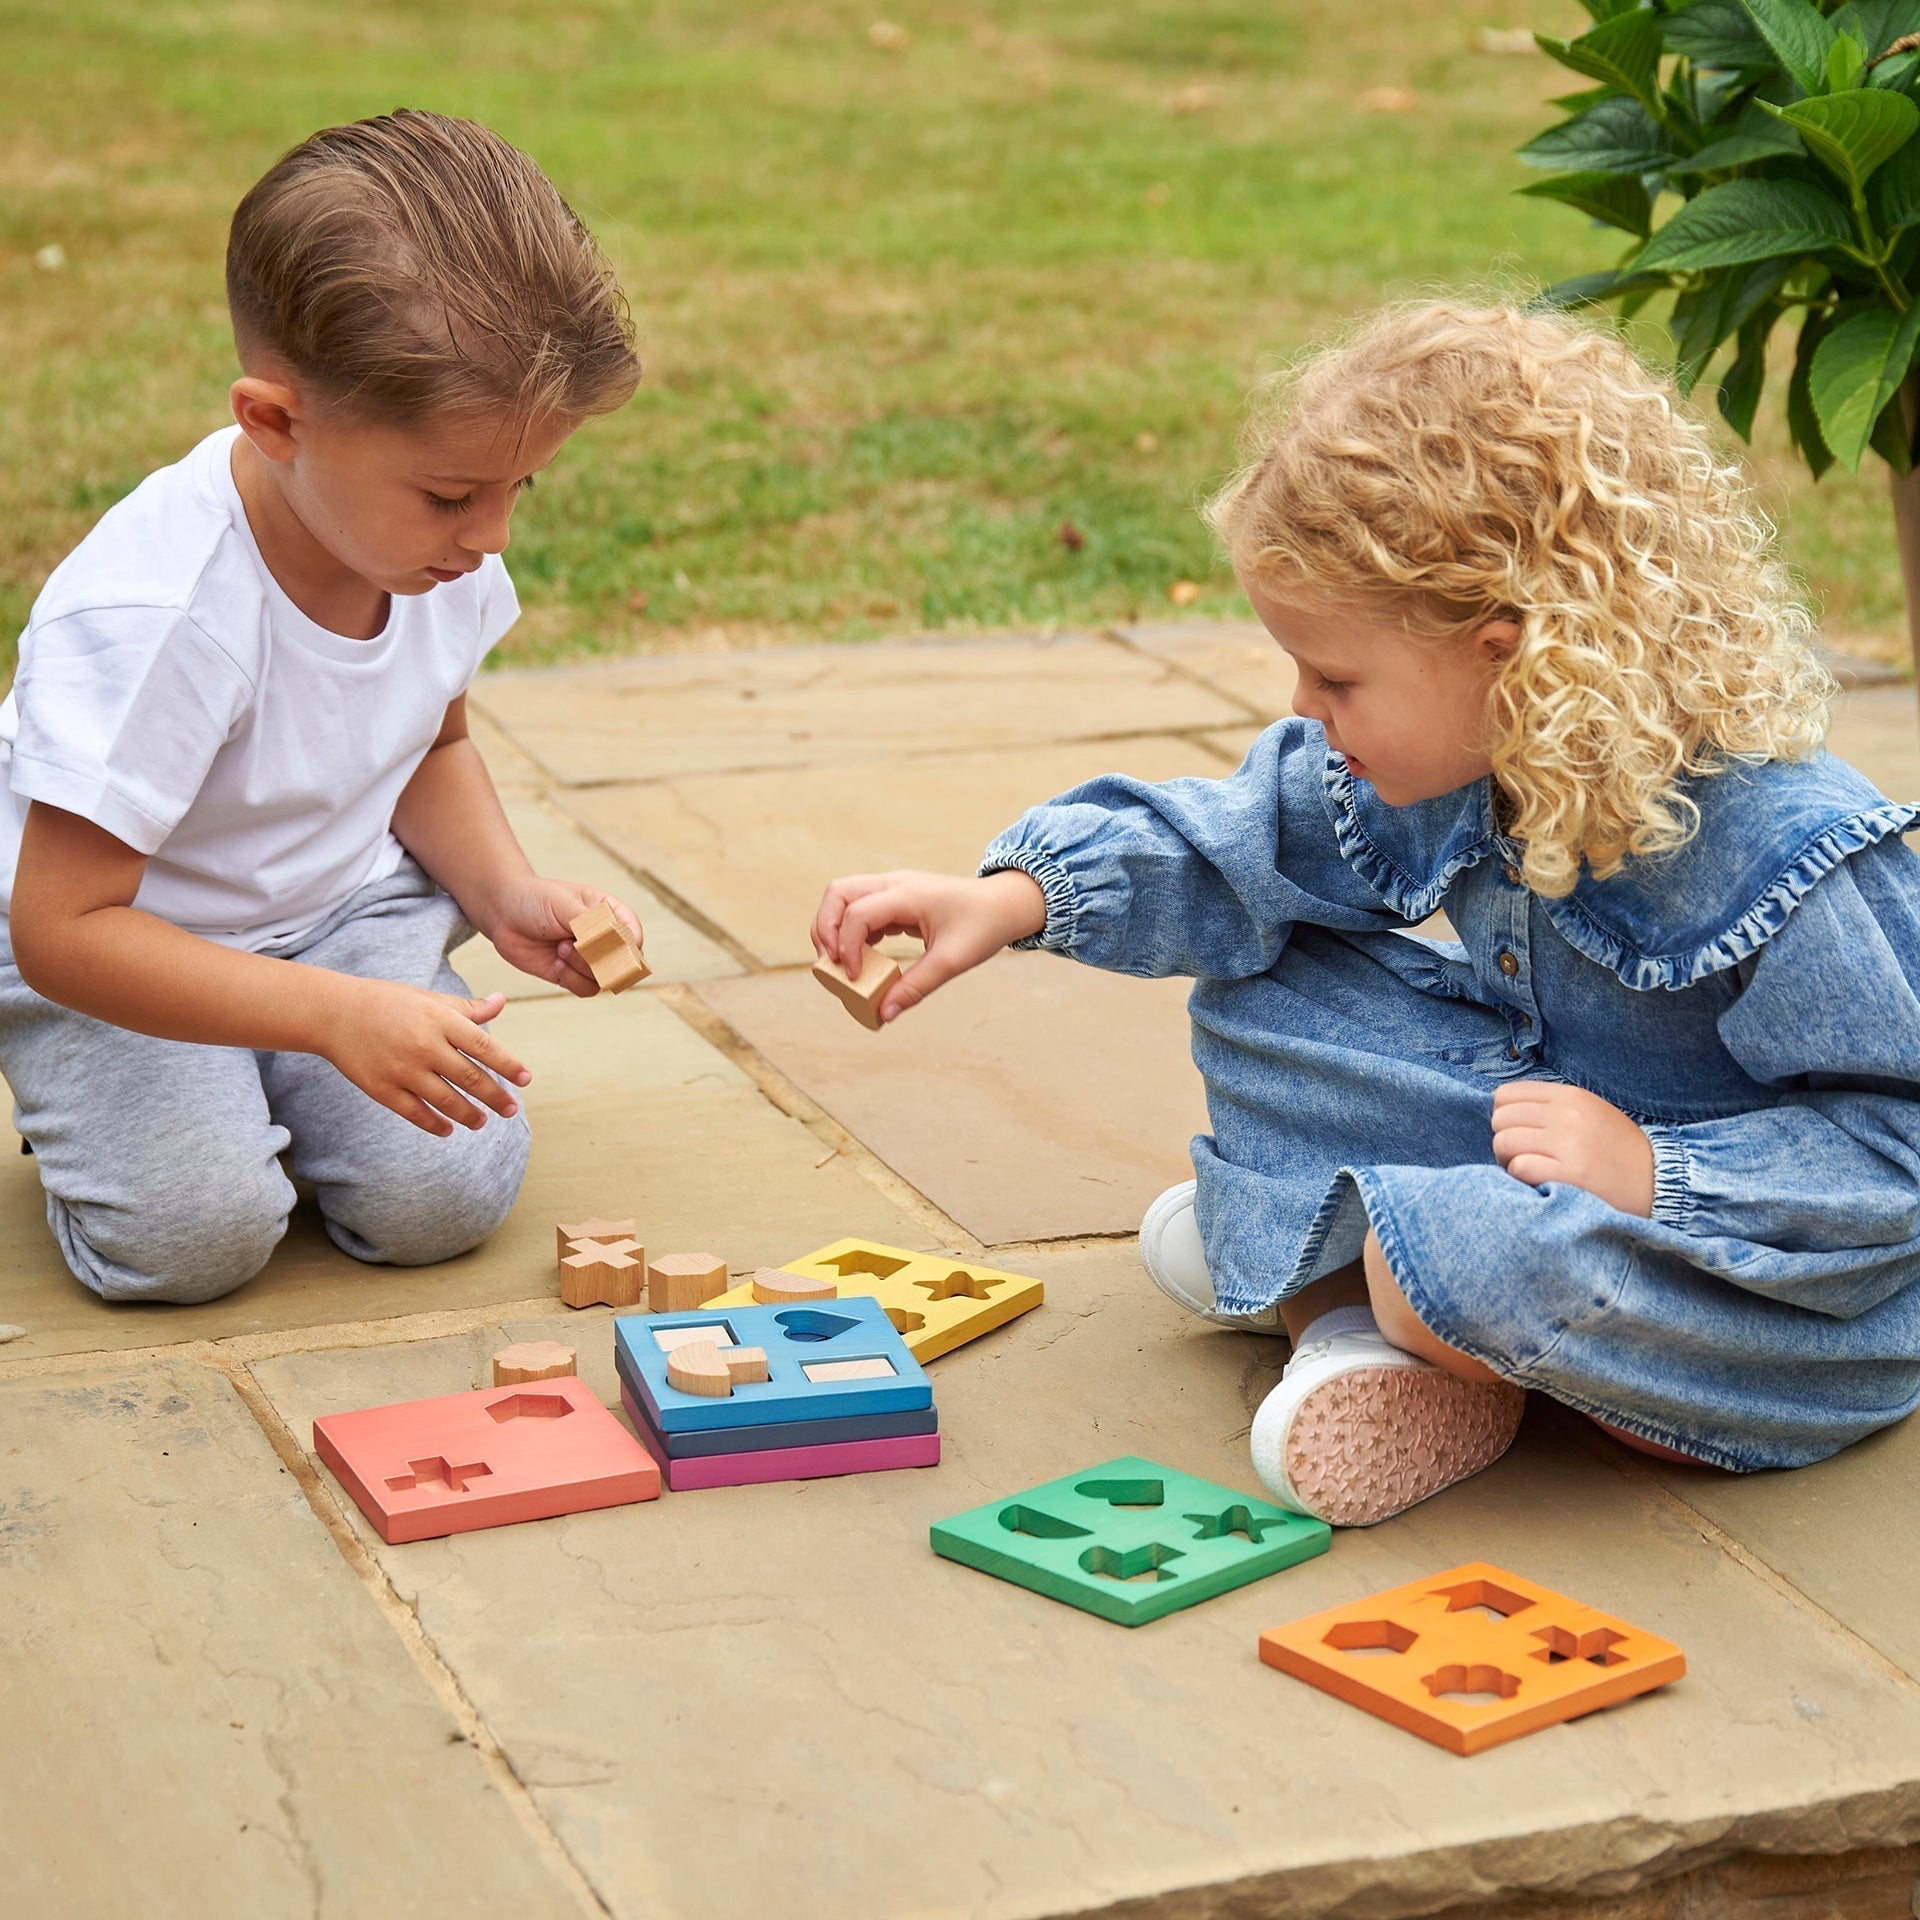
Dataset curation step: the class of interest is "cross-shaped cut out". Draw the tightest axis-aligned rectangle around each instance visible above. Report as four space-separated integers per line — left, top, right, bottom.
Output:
912 1267 1007 1302
1184 1504 1288 1544
385 1455 493 1495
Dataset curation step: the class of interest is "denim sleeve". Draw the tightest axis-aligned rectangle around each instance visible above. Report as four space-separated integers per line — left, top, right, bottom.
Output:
978 720 1408 980
1641 838 1920 1271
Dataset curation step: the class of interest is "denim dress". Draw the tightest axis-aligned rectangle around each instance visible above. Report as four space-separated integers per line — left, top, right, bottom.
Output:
981 720 1920 1471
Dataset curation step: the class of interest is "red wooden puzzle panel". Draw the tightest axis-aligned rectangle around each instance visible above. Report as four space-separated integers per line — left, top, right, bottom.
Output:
314 1374 661 1543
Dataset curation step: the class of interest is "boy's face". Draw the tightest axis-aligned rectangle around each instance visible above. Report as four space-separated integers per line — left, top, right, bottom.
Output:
233 373 576 597
1244 577 1515 807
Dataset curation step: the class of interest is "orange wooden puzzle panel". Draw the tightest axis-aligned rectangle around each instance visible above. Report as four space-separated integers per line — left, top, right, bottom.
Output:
1257 1561 1684 1755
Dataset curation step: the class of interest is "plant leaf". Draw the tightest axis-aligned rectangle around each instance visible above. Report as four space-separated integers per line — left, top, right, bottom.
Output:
1576 0 1643 20
1873 133 1920 229
1789 309 1839 475
1662 0 1776 67
1531 267 1675 310
1670 103 1808 170
1768 87 1920 192
1828 31 1870 92
1832 0 1920 59
1519 94 1676 173
1741 0 1841 95
1673 257 1795 389
1518 169 1655 236
1809 300 1920 464
1634 176 1856 269
1537 11 1665 112
1717 310 1774 437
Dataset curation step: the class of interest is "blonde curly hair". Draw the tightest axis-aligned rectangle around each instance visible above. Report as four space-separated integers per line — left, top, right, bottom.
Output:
1206 301 1833 898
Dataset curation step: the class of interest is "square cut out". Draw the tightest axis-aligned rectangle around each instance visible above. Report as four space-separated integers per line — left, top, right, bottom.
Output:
801 1355 898 1382
932 1455 1329 1627
1260 1561 1685 1755
706 1237 1042 1363
650 1321 742 1354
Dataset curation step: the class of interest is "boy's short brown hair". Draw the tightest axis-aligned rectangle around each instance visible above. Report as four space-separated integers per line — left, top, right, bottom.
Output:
226 109 640 431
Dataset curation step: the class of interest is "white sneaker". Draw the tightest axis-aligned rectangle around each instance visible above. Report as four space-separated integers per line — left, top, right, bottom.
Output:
1250 1325 1525 1527
1139 1182 1286 1334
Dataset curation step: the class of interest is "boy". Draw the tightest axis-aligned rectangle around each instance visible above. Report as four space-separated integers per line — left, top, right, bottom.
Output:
0 110 645 1304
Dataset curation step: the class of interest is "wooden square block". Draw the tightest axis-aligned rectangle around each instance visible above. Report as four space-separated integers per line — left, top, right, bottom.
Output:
811 948 902 1030
648 1251 730 1313
1257 1561 1686 1754
570 901 651 994
314 1374 661 1544
556 1215 636 1264
560 1236 647 1310
491 1340 577 1386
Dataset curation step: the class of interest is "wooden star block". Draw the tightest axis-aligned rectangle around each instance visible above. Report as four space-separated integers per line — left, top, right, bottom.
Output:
560 1236 646 1310
570 901 651 994
648 1252 730 1313
811 949 902 1030
491 1341 577 1387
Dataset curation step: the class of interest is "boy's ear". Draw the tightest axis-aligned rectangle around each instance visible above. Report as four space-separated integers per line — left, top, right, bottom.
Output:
1475 616 1522 663
229 375 304 464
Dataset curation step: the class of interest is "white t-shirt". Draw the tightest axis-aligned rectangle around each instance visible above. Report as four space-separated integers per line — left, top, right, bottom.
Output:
0 426 518 952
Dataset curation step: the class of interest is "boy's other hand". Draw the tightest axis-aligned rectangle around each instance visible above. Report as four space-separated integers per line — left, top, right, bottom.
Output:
325 980 530 1137
811 869 1047 1022
1491 1080 1655 1217
487 878 644 996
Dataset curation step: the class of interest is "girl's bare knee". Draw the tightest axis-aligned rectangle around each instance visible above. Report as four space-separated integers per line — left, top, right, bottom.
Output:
1362 1229 1505 1384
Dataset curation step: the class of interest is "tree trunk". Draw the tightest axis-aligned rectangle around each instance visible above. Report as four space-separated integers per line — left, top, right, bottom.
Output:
1892 375 1920 688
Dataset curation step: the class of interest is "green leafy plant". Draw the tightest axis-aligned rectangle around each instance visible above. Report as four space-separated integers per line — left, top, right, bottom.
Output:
1523 0 1920 661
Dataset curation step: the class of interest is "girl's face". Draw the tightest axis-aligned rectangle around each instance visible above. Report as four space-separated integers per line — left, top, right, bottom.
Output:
1244 577 1517 806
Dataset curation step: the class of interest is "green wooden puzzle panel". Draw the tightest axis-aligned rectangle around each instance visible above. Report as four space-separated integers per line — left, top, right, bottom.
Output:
930 1455 1331 1627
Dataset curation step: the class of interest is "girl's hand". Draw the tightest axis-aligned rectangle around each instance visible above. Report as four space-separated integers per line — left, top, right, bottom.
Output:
322 980 531 1138
1491 1081 1655 1217
812 869 1047 1021
484 878 645 998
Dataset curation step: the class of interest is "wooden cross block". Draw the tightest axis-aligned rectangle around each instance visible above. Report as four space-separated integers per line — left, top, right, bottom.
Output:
811 948 902 1030
491 1341 578 1387
648 1252 730 1313
556 1215 636 1265
560 1236 647 1310
749 1267 839 1304
570 901 651 994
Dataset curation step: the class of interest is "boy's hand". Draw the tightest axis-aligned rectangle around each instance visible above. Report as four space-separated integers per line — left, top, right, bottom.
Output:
483 878 645 997
324 980 531 1138
812 869 1047 1022
1491 1081 1655 1217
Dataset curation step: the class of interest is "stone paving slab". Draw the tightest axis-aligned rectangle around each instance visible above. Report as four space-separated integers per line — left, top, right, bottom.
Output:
452 791 739 1002
696 952 1208 1243
0 1357 576 1920
1828 682 1920 799
249 1248 1920 1920
556 736 1241 968
1113 620 1298 721
472 633 1250 786
0 992 927 1360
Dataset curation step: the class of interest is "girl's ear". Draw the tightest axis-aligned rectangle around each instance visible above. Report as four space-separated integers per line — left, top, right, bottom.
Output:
1474 616 1522 664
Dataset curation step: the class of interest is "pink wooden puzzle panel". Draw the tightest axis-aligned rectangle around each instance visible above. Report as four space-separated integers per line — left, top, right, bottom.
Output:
314 1374 662 1543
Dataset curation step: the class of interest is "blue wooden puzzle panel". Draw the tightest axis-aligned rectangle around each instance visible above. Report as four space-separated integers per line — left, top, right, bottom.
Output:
613 1296 932 1433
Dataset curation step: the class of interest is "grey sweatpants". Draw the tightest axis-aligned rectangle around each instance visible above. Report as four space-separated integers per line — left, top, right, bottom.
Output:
0 860 531 1304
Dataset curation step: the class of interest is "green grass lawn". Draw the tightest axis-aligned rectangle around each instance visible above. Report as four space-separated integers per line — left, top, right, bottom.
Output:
0 0 1909 673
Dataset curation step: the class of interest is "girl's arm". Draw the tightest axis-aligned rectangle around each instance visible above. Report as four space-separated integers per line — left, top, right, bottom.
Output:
390 695 643 997
9 801 529 1137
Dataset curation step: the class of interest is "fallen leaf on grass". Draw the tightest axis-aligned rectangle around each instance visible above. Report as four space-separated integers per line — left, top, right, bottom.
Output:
1471 27 1538 55
1058 520 1085 552
34 243 66 270
1168 580 1204 606
1135 430 1160 453
628 590 650 614
869 20 910 52
1358 86 1418 113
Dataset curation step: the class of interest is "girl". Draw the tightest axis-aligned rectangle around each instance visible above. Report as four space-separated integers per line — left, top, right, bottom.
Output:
811 302 1920 1527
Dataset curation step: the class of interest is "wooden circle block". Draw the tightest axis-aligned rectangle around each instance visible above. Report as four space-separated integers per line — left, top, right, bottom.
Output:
649 1252 730 1313
750 1267 839 1304
492 1341 578 1387
666 1340 734 1398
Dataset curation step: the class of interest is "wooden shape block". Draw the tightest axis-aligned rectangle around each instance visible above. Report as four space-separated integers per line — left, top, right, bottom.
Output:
930 1455 1329 1628
748 1267 839 1305
709 1237 1042 1363
801 1356 897 1382
1256 1561 1686 1755
623 1384 941 1490
556 1215 636 1264
718 1345 770 1385
810 949 902 1030
491 1341 577 1387
648 1252 730 1313
313 1374 660 1544
560 1237 647 1310
666 1339 734 1398
570 900 652 994
614 1297 931 1434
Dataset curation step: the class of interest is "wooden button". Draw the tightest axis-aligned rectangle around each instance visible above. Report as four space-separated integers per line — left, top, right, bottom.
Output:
1504 863 1522 885
1498 950 1519 976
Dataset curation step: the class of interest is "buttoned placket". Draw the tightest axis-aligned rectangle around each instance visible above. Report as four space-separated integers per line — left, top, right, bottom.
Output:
1488 848 1540 1070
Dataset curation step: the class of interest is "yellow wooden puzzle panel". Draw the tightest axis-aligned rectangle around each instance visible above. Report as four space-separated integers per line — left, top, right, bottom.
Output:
705 1238 1043 1362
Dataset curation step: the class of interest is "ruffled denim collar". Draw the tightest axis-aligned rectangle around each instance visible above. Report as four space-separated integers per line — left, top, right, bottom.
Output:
1323 751 1920 991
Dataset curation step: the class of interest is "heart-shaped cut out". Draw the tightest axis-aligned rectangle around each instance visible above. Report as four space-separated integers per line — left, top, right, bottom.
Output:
772 1309 862 1344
